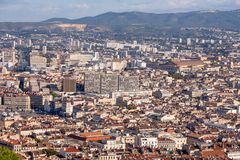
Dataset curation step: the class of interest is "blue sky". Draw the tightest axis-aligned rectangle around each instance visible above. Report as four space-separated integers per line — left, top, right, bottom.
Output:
0 0 239 22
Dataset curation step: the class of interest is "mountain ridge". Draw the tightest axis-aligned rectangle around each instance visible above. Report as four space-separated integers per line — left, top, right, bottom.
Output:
42 9 240 31
0 9 239 33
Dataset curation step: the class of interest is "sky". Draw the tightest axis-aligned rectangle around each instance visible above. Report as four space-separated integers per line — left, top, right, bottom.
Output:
0 0 239 22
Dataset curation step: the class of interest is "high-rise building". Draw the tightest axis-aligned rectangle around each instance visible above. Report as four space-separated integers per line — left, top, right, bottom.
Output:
28 39 32 47
195 38 199 43
63 78 76 92
219 40 223 45
84 73 140 94
0 49 16 64
101 74 119 94
76 40 81 48
94 52 100 61
29 80 40 92
42 46 47 54
12 41 16 49
187 38 191 46
30 94 53 110
70 38 74 47
119 76 139 92
84 73 101 93
18 76 25 91
30 94 44 109
18 39 22 45
29 53 47 69
179 38 183 44
3 94 31 111
62 100 73 116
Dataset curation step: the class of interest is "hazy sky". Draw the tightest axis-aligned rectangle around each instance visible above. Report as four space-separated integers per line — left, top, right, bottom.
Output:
0 0 239 22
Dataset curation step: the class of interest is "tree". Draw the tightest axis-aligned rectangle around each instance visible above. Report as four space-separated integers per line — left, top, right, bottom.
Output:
0 146 20 160
51 92 58 98
43 149 59 157
171 73 184 80
127 104 137 110
35 138 41 143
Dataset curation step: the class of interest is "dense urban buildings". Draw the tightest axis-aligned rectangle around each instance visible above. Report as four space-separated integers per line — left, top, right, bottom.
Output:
0 3 240 160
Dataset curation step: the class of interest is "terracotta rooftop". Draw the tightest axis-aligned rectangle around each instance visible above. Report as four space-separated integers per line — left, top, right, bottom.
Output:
64 147 80 153
172 60 204 67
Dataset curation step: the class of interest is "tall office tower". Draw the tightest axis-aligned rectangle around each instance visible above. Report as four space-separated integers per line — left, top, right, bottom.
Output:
28 39 32 47
70 38 74 46
195 38 199 43
63 78 76 92
42 46 47 54
18 39 22 45
187 38 192 46
76 40 81 48
84 73 101 93
100 74 119 94
119 76 139 92
12 41 16 49
179 38 183 44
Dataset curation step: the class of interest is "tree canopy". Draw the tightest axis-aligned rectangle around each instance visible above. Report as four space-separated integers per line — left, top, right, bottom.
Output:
0 146 20 160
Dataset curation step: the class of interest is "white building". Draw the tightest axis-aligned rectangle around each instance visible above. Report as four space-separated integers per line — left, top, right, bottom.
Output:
228 151 240 160
158 131 187 149
187 38 192 46
92 138 126 151
161 115 175 122
42 46 47 54
62 101 73 116
99 153 122 160
135 136 158 148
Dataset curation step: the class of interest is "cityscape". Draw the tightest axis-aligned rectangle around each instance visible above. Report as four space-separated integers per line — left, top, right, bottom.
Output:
0 0 240 160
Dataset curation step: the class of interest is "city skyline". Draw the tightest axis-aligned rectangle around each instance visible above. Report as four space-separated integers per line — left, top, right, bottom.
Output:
0 0 240 22
0 0 240 158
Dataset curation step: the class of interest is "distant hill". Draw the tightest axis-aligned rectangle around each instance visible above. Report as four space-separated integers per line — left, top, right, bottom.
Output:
0 22 49 31
43 9 240 31
42 18 71 24
0 10 239 33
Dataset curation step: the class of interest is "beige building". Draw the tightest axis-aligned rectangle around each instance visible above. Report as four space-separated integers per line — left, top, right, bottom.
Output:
111 60 127 71
30 54 47 69
63 78 76 92
158 130 187 150
67 53 93 65
0 49 16 64
4 94 31 111
172 59 205 72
